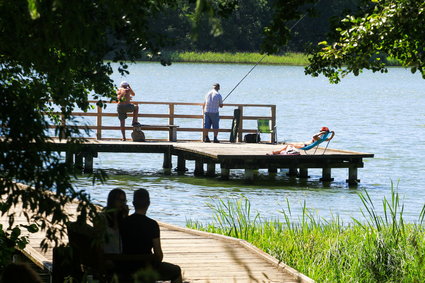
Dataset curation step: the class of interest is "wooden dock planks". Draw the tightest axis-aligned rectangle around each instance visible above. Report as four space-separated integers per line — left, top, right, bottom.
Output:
172 142 373 158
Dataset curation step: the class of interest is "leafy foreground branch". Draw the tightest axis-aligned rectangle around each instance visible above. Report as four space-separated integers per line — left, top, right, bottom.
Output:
187 189 425 282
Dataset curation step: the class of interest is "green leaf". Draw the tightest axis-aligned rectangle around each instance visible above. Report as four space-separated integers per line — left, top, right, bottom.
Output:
21 224 39 233
27 0 40 20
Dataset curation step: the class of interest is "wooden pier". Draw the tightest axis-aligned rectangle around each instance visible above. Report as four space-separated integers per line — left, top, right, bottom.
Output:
41 100 374 184
47 139 373 184
0 184 313 283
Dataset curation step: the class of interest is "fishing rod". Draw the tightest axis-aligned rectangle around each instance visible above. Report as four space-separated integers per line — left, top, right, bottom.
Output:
222 0 321 102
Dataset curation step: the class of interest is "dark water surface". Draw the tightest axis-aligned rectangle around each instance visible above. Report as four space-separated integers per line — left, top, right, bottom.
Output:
75 63 425 226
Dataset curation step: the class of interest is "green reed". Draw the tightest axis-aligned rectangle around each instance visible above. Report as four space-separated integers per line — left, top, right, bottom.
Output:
166 51 309 65
187 186 425 282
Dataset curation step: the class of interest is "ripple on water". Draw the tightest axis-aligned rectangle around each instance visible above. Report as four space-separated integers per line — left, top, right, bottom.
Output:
72 64 425 226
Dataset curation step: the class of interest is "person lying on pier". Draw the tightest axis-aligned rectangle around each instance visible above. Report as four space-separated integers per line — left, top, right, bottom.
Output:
120 188 182 283
271 127 333 155
117 81 142 141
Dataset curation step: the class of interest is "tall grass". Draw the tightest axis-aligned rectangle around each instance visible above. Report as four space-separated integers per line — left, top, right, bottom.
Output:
141 51 403 66
165 51 309 65
187 187 425 282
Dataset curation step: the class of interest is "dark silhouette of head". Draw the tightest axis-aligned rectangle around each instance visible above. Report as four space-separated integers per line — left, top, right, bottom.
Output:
133 188 150 210
107 188 126 209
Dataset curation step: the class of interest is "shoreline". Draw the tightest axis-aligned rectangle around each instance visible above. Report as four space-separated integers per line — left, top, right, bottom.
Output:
141 51 310 66
123 51 402 66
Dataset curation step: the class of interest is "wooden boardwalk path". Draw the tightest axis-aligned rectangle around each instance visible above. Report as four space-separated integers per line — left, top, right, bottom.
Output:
1 187 313 283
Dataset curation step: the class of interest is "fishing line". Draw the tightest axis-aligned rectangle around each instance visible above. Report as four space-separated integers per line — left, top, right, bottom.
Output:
222 0 321 102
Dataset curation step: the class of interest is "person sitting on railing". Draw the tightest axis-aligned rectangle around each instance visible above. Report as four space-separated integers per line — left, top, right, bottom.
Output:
117 81 141 141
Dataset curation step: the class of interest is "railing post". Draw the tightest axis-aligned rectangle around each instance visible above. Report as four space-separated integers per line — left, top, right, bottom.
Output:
271 105 276 143
201 104 205 140
169 103 175 125
60 115 66 139
237 106 243 142
97 105 102 140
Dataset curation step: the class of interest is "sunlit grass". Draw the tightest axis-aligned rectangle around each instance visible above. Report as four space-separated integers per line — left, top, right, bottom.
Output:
164 51 309 65
187 186 425 282
138 51 404 67
170 51 309 65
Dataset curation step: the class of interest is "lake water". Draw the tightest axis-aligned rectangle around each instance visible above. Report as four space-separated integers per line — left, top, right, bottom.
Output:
75 62 425 227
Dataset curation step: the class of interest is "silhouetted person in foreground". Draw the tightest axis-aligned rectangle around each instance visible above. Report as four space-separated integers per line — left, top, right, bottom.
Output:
95 188 129 254
1 262 42 283
120 189 182 283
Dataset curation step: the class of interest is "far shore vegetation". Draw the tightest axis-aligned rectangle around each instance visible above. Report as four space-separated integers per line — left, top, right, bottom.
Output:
187 187 425 282
167 51 309 65
138 51 402 67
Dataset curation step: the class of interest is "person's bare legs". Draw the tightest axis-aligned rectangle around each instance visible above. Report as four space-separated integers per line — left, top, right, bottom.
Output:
120 119 126 141
132 105 139 124
272 145 289 155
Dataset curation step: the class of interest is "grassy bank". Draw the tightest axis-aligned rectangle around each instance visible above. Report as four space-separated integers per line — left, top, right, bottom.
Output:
144 51 402 66
187 189 425 282
164 51 309 65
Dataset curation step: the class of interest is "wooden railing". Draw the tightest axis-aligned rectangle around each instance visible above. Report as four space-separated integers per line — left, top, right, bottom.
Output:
54 101 276 142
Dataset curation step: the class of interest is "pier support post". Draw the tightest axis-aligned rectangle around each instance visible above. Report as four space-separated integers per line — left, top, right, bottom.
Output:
287 167 298 177
75 153 83 170
84 154 94 174
65 151 74 167
176 156 186 175
244 169 254 181
299 168 309 179
221 168 230 180
163 149 172 175
194 160 204 176
347 167 360 185
206 162 216 177
320 167 334 182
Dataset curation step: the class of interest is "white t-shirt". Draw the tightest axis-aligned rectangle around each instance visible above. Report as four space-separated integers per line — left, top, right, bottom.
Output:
204 89 223 113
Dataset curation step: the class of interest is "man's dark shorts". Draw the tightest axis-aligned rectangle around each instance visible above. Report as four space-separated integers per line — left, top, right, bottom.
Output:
117 104 135 120
204 112 220 129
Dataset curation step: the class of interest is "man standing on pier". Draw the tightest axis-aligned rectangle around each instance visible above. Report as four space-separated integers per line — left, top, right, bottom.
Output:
203 83 223 143
117 81 141 141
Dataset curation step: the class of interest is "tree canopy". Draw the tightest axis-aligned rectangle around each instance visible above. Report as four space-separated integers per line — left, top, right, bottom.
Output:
0 0 178 251
0 0 324 255
305 0 425 83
